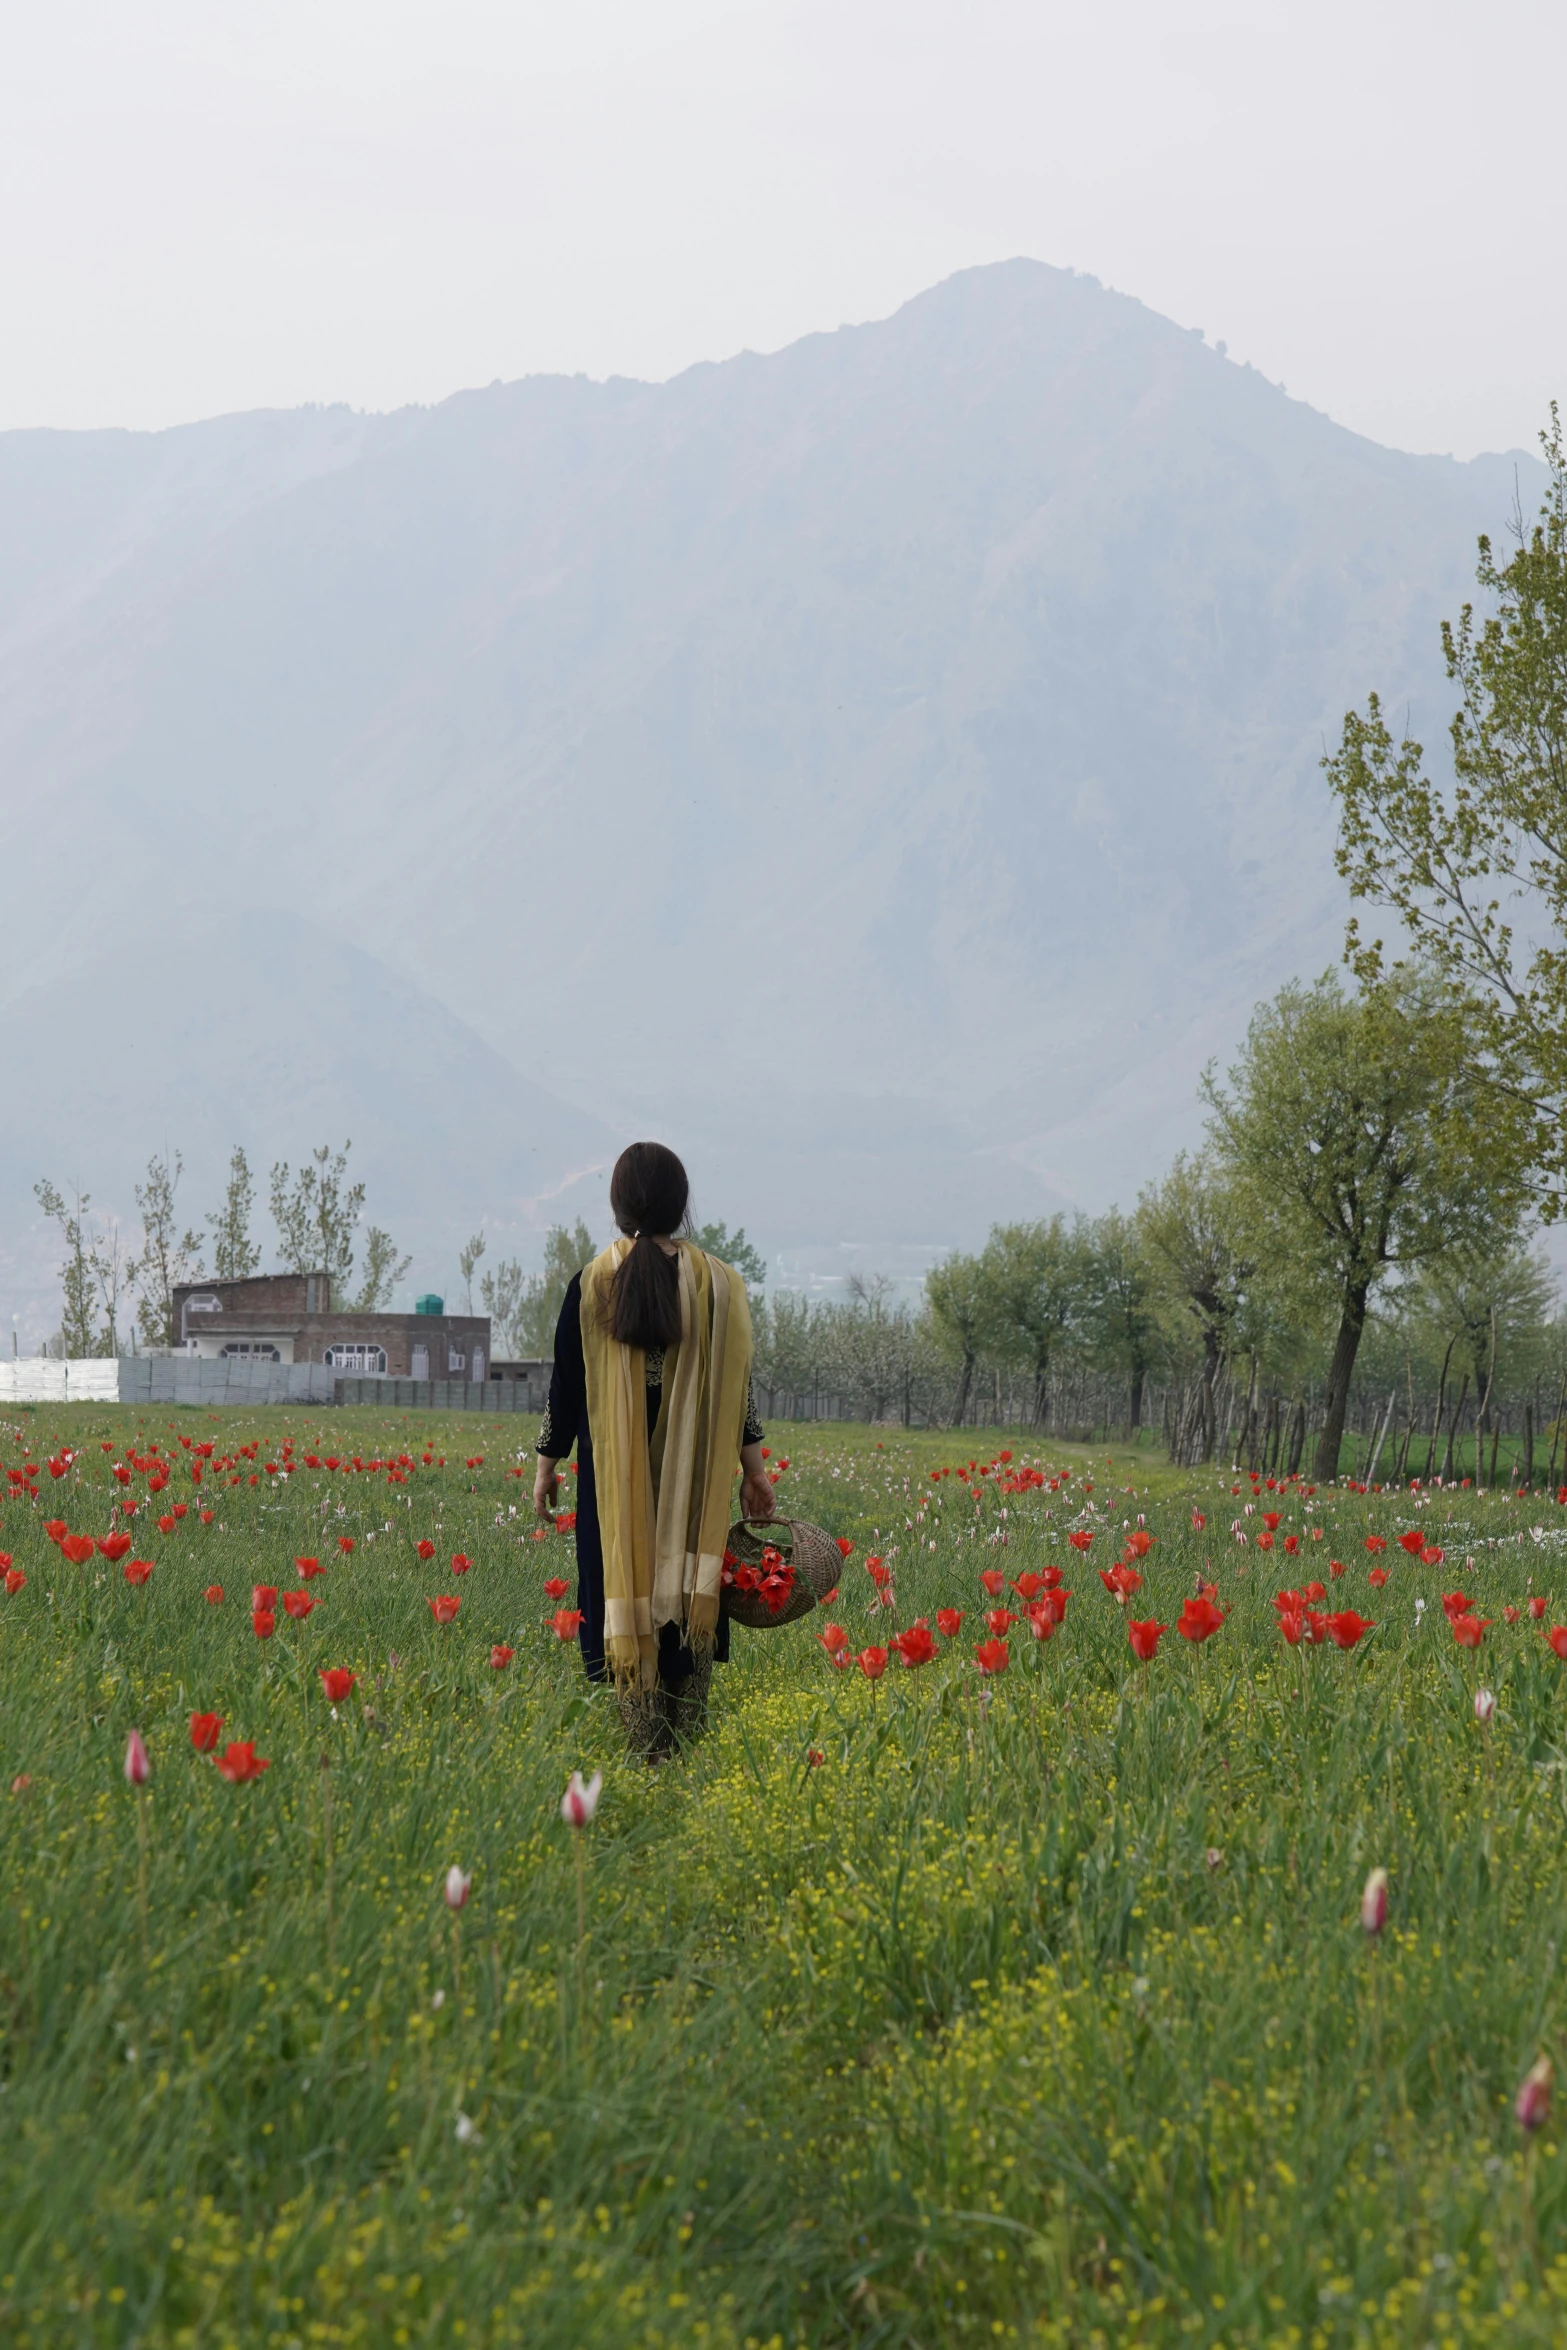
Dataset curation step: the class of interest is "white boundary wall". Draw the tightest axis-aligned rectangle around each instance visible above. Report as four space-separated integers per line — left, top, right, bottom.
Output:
0 1361 546 1411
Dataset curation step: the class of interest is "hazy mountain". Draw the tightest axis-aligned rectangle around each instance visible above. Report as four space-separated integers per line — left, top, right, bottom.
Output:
0 260 1543 1325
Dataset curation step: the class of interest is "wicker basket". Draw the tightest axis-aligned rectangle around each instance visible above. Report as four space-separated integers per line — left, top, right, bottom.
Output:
720 1515 843 1630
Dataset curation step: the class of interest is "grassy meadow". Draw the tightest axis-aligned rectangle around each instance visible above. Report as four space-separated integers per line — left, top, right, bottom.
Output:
5 1407 1567 2347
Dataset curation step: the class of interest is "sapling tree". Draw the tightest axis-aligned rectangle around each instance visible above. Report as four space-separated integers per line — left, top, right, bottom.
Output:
129 1148 204 1347
1327 407 1567 1215
270 1143 366 1291
1202 967 1527 1482
208 1146 261 1280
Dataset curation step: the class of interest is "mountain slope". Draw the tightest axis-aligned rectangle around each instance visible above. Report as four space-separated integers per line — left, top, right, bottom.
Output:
0 261 1540 1302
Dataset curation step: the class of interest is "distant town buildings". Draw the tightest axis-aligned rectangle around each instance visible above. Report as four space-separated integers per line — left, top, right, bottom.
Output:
171 1273 491 1383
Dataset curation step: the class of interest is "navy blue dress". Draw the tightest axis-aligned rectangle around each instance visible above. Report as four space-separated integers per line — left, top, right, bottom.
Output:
536 1271 762 1686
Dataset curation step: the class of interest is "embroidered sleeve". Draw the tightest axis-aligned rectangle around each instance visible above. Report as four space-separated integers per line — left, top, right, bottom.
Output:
536 1400 559 1457
743 1376 764 1447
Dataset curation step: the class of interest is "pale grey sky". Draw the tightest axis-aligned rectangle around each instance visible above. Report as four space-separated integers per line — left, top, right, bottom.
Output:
4 0 1562 455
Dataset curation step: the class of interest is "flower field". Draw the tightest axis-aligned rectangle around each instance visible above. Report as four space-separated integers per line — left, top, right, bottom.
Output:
6 1411 1567 2347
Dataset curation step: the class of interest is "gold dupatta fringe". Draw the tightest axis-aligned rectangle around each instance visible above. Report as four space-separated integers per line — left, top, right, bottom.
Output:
581 1240 752 1690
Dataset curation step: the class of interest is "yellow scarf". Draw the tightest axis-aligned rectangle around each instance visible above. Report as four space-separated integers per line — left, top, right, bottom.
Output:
581 1239 753 1689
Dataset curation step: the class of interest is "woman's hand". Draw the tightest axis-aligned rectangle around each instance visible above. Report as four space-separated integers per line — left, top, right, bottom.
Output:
738 1442 775 1523
534 1457 560 1518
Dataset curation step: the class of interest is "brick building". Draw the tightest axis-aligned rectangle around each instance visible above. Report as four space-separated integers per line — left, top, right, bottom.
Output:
171 1273 491 1383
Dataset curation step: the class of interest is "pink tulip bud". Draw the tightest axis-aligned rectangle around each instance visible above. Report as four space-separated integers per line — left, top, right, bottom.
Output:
1360 1866 1388 1936
123 1728 150 1787
443 1865 471 1911
561 1768 602 1828
1475 1687 1496 1724
1517 2054 1553 2132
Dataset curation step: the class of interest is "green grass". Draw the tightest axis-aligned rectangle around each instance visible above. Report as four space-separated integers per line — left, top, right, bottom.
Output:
5 1408 1567 2347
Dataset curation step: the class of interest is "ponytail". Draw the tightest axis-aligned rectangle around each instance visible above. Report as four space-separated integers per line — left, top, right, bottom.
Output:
602 1140 691 1351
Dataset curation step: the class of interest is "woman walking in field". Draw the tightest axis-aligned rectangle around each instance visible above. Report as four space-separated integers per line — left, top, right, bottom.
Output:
533 1141 774 1758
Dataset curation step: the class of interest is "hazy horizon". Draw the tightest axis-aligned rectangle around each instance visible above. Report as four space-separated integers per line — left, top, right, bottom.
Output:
5 0 1564 459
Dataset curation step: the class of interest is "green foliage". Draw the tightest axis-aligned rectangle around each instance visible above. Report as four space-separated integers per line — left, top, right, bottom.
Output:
1203 967 1527 1479
481 1221 598 1359
1327 406 1567 1214
33 1176 128 1356
207 1145 260 1282
7 1414 1567 2343
458 1230 487 1313
975 1216 1097 1424
351 1227 412 1312
692 1221 767 1290
128 1148 204 1349
269 1141 367 1290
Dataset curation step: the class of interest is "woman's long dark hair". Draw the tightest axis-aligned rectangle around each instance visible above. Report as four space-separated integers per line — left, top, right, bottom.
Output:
604 1141 690 1350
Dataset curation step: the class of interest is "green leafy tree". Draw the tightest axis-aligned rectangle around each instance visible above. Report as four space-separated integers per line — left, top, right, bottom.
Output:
34 1179 101 1357
129 1147 205 1347
353 1229 412 1311
977 1216 1093 1428
482 1221 598 1358
208 1147 261 1281
925 1250 988 1424
1202 968 1527 1482
693 1221 767 1290
1327 407 1567 1214
458 1232 487 1313
1136 1155 1251 1464
1085 1208 1159 1433
270 1143 366 1292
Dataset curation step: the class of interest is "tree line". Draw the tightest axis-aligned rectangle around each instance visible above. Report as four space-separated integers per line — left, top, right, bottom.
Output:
32 1143 411 1356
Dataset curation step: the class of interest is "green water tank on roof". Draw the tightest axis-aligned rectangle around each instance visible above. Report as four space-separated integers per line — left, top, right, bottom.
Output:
414 1294 444 1316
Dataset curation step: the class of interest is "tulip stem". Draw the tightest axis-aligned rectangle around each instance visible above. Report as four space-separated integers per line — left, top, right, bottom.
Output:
321 1754 336 1982
452 1913 463 2008
573 1825 587 2023
135 1786 150 1970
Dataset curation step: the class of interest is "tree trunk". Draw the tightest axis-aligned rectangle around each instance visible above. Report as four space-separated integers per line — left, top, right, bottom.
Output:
1525 1399 1536 1489
1129 1361 1145 1433
1285 1398 1307 1477
1313 1286 1371 1483
1440 1374 1470 1481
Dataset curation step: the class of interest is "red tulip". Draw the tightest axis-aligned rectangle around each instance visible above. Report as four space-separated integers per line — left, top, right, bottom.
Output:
1529 1595 1548 1619
1303 1581 1327 1602
252 1609 276 1639
935 1607 964 1637
416 1538 436 1560
543 1577 570 1601
972 1638 1010 1675
124 1559 153 1587
98 1532 132 1561
1546 1626 1567 1660
156 1514 176 1536
429 1594 462 1625
43 1520 67 1544
1068 1530 1093 1551
252 1584 278 1611
450 1553 472 1574
1398 1530 1425 1555
1324 1610 1374 1650
979 1567 1006 1597
296 1557 324 1579
215 1740 270 1784
1191 1511 1206 1530
819 1622 850 1656
489 1645 514 1669
189 1712 224 1752
1177 1596 1226 1644
546 1605 580 1638
1127 1618 1167 1661
1421 1544 1444 1567
282 1591 317 1621
986 1606 1018 1635
1451 1614 1490 1650
1368 1566 1389 1588
835 1537 854 1559
1365 1535 1387 1553
892 1621 937 1669
60 1534 96 1565
855 1646 889 1680
123 1728 150 1786
337 1537 355 1554
204 1584 224 1604
319 1668 357 1702
4 1568 25 1595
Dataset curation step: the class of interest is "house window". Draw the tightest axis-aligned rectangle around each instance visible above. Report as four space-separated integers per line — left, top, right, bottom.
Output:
221 1342 281 1362
324 1344 387 1374
448 1348 466 1373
